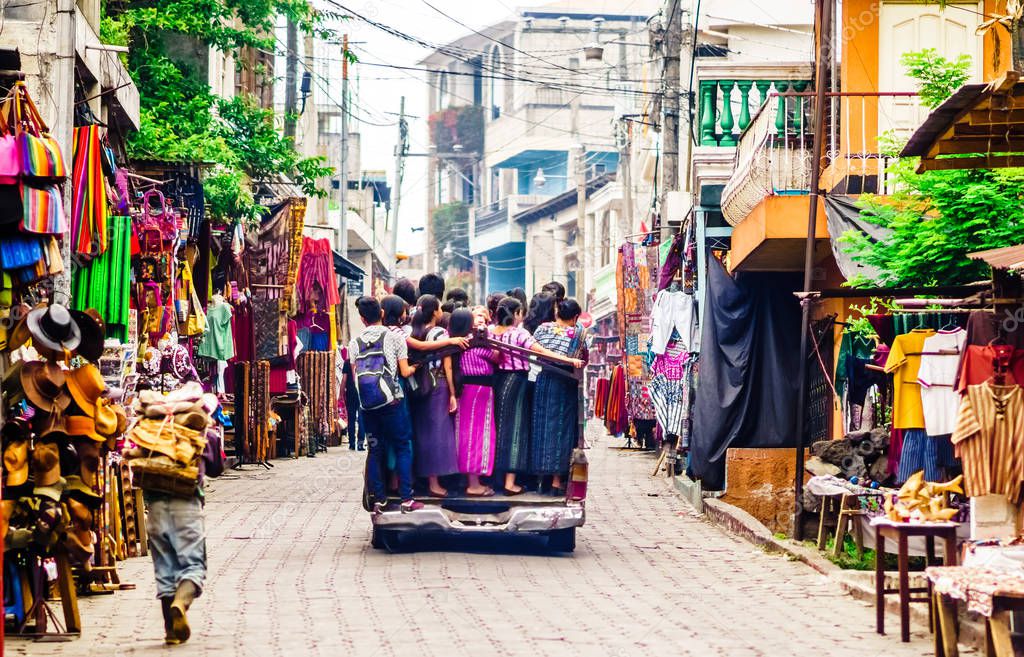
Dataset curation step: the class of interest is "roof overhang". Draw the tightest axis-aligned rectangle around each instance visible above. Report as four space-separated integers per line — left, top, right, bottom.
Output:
968 244 1024 271
514 173 615 225
417 20 516 66
900 71 1024 172
334 250 365 280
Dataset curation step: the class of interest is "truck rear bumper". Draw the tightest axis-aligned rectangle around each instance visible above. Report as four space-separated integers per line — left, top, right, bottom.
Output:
371 503 585 533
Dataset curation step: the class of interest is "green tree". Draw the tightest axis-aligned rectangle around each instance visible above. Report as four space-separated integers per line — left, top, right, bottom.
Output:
840 49 1024 286
104 0 350 223
431 202 471 272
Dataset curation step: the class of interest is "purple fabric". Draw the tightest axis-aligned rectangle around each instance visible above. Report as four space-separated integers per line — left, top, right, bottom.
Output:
494 326 536 371
411 386 458 477
459 346 496 377
658 230 685 291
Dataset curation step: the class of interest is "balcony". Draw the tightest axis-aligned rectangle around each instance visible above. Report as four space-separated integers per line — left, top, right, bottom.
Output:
722 90 919 271
689 61 813 206
469 194 548 255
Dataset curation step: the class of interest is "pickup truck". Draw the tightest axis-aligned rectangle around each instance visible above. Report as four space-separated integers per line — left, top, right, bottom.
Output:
362 330 588 552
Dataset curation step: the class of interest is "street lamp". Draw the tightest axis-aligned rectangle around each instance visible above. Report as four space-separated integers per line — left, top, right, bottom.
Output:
533 168 547 188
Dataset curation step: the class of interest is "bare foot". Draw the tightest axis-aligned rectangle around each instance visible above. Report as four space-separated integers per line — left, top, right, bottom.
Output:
429 487 448 497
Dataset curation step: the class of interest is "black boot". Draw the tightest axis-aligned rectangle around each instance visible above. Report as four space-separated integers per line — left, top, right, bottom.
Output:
161 598 178 645
169 580 198 643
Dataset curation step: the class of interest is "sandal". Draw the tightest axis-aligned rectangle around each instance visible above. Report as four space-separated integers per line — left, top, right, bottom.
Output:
466 487 495 498
503 486 524 496
428 488 449 498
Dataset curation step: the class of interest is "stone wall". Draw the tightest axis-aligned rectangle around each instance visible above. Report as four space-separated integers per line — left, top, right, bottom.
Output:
721 447 803 535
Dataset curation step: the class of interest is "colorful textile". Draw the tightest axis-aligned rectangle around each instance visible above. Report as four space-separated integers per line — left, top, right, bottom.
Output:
72 215 130 341
295 236 340 311
896 429 954 485
196 300 234 361
617 241 659 421
455 382 495 476
604 364 628 436
71 125 108 255
884 329 936 429
20 181 64 235
530 368 578 475
927 566 1024 618
493 325 536 371
494 370 531 473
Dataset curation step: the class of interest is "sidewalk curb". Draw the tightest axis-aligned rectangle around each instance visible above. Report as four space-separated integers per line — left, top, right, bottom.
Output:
662 473 987 651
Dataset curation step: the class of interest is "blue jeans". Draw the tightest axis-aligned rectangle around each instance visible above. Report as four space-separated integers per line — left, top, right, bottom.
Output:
363 399 414 501
145 495 207 599
346 395 364 449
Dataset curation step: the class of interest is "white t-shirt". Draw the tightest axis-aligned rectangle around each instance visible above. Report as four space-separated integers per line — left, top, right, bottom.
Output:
916 328 967 436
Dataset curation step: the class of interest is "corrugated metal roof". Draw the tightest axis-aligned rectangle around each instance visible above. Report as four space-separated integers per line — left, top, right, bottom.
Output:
968 244 1024 270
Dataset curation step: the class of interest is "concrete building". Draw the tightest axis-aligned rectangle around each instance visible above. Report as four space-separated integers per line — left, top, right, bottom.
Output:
420 1 659 300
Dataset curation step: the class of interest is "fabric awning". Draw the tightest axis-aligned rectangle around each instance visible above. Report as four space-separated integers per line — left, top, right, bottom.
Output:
333 250 365 280
823 194 890 282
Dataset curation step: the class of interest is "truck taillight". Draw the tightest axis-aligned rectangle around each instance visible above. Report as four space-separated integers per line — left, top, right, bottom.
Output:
568 448 588 501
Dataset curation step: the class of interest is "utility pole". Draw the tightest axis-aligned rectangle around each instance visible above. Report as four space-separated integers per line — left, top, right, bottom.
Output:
617 118 634 239
390 96 407 276
792 0 833 541
575 144 587 301
284 19 298 140
660 0 683 241
339 34 349 257
52 0 75 303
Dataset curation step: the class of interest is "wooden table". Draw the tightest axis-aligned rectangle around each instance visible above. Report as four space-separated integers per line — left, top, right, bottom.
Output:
874 520 959 642
271 393 305 458
929 566 1024 657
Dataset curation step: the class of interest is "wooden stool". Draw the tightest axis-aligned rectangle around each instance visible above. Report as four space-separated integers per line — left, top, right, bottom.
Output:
932 579 1024 657
832 493 878 559
816 494 842 551
875 520 958 642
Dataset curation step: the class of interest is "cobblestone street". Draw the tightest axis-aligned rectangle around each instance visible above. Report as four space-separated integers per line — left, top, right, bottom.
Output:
11 432 939 657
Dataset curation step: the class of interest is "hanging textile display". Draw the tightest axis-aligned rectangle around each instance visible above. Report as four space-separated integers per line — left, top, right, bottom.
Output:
297 351 337 447
295 236 340 311
74 215 131 341
71 125 109 256
615 240 660 422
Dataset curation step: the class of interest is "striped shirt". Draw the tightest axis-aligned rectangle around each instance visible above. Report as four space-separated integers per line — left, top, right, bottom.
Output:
492 325 536 371
951 382 1024 503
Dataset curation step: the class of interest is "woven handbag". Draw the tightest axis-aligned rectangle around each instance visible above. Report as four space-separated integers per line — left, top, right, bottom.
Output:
19 181 65 234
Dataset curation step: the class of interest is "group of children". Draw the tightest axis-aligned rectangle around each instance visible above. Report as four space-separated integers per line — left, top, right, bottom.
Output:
346 274 589 513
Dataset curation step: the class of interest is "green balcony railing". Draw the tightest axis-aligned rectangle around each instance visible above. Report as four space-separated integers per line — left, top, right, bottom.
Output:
698 79 813 147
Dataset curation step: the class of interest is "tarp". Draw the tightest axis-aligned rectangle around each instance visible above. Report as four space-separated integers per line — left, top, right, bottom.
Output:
689 257 803 490
823 194 891 282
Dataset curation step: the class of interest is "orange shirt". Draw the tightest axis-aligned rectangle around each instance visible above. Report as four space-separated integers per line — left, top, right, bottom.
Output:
884 329 935 430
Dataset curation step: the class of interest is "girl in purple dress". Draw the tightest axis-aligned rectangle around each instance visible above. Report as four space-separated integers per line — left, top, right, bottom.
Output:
408 295 458 496
449 308 500 496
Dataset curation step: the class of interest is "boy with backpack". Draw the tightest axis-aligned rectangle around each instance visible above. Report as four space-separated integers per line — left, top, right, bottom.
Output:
349 296 424 513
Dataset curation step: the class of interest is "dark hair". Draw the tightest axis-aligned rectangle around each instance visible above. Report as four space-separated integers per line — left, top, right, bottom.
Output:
486 292 505 320
523 292 556 334
541 281 566 302
356 296 382 324
393 278 418 307
418 273 445 298
446 288 469 308
381 295 407 327
447 308 474 338
556 297 582 322
440 301 455 314
410 295 441 340
506 287 527 307
495 297 522 327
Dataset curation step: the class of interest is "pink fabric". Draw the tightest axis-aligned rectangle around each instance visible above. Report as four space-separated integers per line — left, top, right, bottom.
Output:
295 237 340 310
455 383 495 475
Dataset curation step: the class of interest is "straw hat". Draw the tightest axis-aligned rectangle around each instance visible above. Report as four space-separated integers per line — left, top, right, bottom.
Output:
93 399 118 437
69 309 105 362
66 364 106 418
7 302 35 351
25 304 81 359
20 361 71 412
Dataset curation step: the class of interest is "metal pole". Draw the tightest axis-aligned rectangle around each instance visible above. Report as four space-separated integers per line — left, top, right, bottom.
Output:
792 0 832 541
659 0 683 240
618 119 635 237
389 96 406 277
284 19 298 140
339 34 349 257
575 145 587 301
52 0 75 304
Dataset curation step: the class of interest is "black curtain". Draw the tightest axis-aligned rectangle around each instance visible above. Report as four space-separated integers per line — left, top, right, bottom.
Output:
689 257 803 490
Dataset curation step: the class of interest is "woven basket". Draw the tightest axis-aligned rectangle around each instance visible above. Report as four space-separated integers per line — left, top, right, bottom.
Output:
130 456 199 498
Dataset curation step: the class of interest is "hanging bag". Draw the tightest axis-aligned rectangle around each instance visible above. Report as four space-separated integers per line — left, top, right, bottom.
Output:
179 260 206 337
20 180 65 235
0 95 21 184
12 82 67 182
